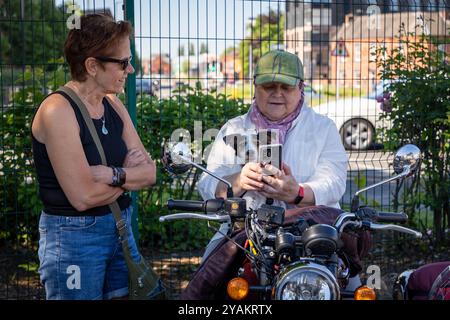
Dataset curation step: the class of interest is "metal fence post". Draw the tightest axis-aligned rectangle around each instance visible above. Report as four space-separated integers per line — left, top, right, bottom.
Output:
124 0 139 243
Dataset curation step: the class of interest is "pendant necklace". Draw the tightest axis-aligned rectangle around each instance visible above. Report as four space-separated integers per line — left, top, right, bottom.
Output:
68 82 109 135
86 97 108 135
91 103 108 135
100 113 109 135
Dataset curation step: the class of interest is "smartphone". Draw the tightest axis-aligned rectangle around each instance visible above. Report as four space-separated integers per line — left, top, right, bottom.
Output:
258 144 282 176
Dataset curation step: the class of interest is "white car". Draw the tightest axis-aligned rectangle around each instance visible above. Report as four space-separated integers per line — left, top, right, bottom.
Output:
303 84 319 106
314 97 390 150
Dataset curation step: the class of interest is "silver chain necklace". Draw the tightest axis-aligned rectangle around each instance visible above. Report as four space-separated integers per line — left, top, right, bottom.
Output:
68 82 108 135
91 103 109 135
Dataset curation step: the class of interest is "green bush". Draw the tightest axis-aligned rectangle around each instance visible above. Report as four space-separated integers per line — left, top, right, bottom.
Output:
1 63 67 246
377 24 450 242
135 83 250 250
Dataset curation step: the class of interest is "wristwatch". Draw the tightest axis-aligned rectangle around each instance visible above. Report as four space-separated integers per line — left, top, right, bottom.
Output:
293 185 304 205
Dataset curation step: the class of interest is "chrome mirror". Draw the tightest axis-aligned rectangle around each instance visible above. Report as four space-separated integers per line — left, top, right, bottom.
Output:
393 144 421 175
162 141 235 197
351 144 421 212
162 142 193 174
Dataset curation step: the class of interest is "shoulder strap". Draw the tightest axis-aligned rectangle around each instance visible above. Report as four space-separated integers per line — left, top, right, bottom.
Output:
57 86 128 242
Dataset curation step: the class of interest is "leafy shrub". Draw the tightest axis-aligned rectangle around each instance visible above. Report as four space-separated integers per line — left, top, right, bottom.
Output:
377 24 449 242
1 63 67 246
135 83 250 250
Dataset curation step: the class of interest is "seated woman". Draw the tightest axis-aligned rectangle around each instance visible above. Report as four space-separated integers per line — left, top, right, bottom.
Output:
179 50 369 300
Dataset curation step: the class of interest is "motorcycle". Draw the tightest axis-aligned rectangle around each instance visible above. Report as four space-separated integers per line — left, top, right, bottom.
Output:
160 143 423 300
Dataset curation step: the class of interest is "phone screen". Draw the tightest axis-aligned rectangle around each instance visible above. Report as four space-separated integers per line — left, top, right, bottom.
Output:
258 144 282 176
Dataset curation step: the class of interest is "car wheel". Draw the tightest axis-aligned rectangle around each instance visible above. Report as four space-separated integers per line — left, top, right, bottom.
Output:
340 118 375 150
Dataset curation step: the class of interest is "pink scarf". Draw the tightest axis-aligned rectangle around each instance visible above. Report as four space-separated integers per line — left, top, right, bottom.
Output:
249 92 304 145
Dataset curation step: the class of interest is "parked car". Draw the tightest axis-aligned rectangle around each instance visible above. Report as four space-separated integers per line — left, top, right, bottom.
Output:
303 83 319 105
367 79 404 101
173 81 188 91
314 97 389 150
136 78 159 96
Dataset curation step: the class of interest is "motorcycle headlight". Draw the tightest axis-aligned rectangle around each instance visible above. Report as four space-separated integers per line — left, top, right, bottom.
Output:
274 262 340 300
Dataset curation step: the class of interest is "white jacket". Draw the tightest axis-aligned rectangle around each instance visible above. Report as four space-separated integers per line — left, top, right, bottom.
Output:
197 104 348 210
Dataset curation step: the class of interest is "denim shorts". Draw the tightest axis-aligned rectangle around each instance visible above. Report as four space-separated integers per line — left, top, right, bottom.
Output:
38 206 141 300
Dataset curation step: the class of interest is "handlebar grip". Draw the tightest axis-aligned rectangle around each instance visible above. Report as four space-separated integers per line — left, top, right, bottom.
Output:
376 212 408 224
166 199 225 213
167 199 205 212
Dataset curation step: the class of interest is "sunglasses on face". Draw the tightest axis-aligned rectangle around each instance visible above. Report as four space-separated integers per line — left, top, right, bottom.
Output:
95 56 132 70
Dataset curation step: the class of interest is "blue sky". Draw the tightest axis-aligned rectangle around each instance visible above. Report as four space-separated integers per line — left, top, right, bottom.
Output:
61 0 281 65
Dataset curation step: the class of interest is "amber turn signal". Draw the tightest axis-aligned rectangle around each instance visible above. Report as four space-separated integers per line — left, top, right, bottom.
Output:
354 285 377 300
227 277 249 300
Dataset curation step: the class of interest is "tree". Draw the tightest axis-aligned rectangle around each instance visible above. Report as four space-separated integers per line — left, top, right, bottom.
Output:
178 44 185 57
239 10 285 78
377 24 450 242
200 42 209 54
0 0 67 66
188 42 195 56
132 51 143 75
181 59 191 74
222 46 237 57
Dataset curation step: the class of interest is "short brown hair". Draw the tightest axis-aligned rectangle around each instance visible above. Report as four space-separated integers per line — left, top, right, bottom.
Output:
64 13 133 81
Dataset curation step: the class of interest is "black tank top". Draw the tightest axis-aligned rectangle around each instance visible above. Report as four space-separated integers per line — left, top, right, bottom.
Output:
32 91 131 216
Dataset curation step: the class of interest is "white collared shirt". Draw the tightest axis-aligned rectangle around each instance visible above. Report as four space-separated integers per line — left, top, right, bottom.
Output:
197 104 348 210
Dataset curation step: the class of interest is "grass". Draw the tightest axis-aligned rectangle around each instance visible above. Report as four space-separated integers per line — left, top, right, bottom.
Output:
309 95 336 107
321 84 369 98
220 84 254 101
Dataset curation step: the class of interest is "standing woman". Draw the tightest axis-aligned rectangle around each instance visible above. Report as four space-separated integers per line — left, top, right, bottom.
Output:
31 13 156 300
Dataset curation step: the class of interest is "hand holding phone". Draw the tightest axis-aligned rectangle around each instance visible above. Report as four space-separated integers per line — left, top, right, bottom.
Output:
258 144 282 176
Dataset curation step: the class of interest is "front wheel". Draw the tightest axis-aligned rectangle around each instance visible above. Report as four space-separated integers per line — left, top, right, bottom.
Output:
340 118 375 151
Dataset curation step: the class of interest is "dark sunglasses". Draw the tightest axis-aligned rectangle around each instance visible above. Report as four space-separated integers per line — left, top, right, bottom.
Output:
95 56 132 70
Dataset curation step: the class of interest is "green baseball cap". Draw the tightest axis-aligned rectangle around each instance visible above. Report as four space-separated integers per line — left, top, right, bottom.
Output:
254 50 304 86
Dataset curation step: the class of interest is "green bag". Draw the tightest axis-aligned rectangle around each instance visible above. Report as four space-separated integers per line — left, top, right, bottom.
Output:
58 86 167 300
125 249 167 300
112 202 166 300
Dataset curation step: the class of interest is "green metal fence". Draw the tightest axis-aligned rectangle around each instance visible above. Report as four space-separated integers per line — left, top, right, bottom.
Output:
0 0 449 299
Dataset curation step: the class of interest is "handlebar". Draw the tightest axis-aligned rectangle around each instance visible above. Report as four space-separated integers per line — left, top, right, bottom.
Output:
162 200 422 239
159 213 230 223
334 212 422 238
376 211 408 224
166 198 224 213
355 207 408 224
369 223 422 238
167 199 204 212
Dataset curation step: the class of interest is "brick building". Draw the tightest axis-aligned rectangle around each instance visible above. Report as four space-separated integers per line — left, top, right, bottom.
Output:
141 54 172 76
329 10 449 94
